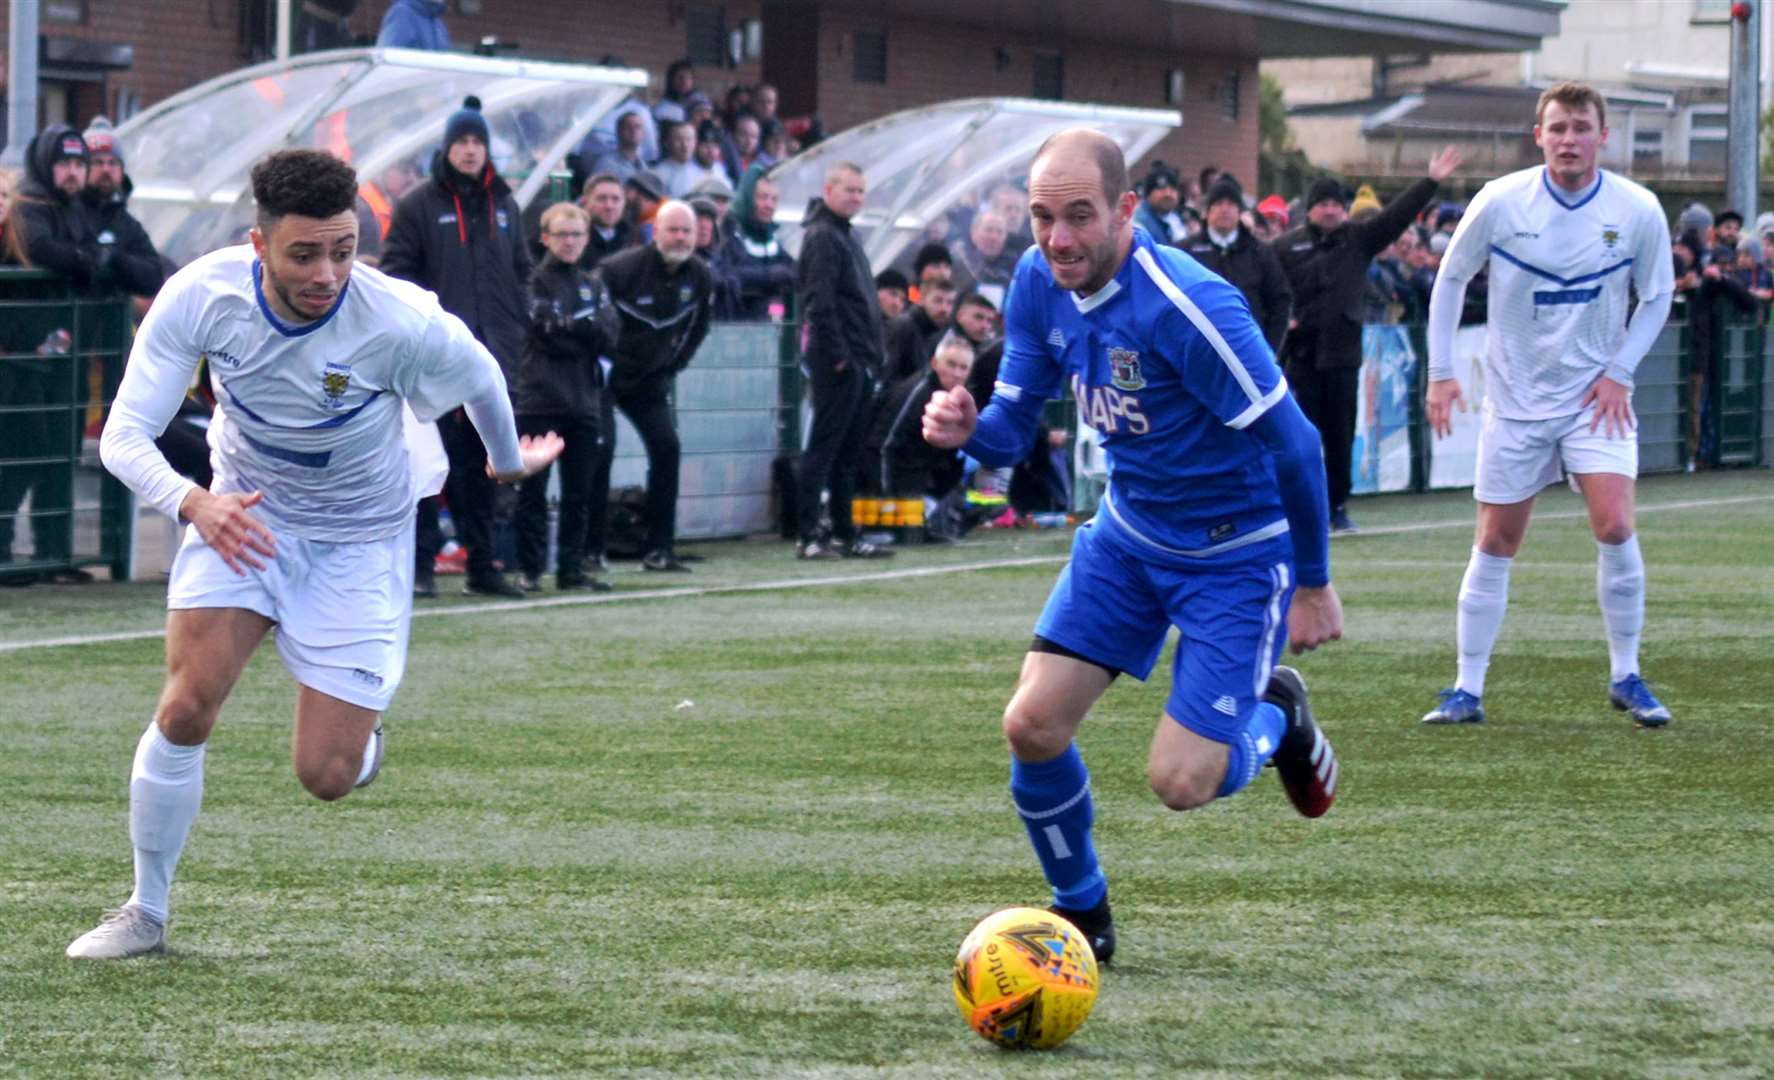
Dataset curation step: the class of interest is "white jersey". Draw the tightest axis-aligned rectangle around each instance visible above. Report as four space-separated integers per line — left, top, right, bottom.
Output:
1438 167 1673 421
101 245 520 542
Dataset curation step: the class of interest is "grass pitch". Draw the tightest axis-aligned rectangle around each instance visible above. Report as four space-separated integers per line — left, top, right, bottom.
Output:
2 472 1771 1078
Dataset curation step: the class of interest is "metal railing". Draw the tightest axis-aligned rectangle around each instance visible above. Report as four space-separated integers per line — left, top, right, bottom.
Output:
0 269 134 583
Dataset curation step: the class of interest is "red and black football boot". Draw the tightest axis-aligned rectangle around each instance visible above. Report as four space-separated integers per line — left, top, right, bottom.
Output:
1266 665 1339 818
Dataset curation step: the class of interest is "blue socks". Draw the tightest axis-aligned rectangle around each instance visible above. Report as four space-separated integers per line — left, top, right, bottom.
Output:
1010 743 1106 911
1215 701 1286 798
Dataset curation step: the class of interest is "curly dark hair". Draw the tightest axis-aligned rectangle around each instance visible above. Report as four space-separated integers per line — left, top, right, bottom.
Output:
251 149 359 228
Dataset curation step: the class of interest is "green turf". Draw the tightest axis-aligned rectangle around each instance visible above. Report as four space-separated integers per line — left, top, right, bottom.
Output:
2 471 1771 1078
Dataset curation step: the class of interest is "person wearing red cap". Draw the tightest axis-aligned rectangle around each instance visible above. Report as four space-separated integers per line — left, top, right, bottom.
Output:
79 116 165 300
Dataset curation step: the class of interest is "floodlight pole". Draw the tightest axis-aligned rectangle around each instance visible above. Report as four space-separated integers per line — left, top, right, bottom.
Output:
1727 0 1761 222
3 0 41 168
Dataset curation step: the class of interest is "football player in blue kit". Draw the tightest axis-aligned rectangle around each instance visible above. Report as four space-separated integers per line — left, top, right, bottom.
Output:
924 130 1345 964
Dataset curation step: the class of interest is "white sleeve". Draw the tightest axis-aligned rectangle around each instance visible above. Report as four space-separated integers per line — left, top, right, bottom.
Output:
1606 290 1673 389
1435 183 1494 286
396 306 524 475
1426 273 1470 383
1426 184 1494 382
97 286 204 521
1631 197 1675 301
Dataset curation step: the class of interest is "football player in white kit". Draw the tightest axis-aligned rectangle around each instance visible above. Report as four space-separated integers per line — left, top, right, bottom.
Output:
1421 82 1674 728
67 150 562 959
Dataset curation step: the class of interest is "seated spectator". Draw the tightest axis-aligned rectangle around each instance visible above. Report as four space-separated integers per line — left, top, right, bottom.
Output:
513 202 619 593
692 120 727 189
948 210 1016 309
910 242 952 303
713 166 796 321
654 59 698 127
590 110 651 185
883 278 955 383
651 121 710 198
376 0 449 49
728 113 772 181
875 269 909 320
579 173 634 266
861 334 974 540
688 173 734 225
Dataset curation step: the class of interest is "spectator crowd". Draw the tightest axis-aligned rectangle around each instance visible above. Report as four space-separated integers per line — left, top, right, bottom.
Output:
3 45 1762 589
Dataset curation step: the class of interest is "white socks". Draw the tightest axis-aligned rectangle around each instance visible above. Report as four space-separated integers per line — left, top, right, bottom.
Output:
126 723 206 924
1456 547 1512 697
354 725 381 786
1596 535 1645 682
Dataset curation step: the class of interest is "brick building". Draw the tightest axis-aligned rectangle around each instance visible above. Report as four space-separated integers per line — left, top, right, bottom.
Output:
2 0 1557 192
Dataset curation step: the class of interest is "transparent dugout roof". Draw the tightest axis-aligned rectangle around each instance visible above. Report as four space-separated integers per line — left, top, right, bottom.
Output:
769 98 1180 274
116 48 646 267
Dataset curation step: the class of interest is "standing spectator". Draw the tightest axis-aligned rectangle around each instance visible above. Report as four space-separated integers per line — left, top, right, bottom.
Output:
1711 209 1744 268
654 60 698 126
692 121 727 189
1133 161 1191 245
1677 203 1714 258
591 201 713 573
624 170 667 244
591 112 650 185
753 83 781 128
513 202 619 592
376 0 449 50
578 173 634 266
985 181 1032 251
651 122 708 199
690 197 736 312
381 96 532 598
794 162 893 560
875 270 909 320
688 173 734 223
729 114 770 181
713 166 796 321
1275 147 1461 533
0 166 26 266
0 165 41 582
78 117 165 300
1183 175 1291 351
883 279 955 383
7 126 97 581
948 210 1017 308
1733 235 1773 316
1254 194 1290 240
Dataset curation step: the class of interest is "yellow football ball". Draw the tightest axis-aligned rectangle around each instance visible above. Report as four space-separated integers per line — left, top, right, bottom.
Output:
952 906 1101 1050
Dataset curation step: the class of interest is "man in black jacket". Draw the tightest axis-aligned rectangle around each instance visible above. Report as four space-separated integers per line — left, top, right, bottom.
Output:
16 125 105 288
79 117 166 300
793 162 892 560
1184 175 1290 352
590 200 713 572
882 278 954 383
514 203 621 592
1274 146 1460 532
579 173 634 267
382 96 533 597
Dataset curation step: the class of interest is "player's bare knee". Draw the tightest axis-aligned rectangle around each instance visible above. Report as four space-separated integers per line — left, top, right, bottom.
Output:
296 757 356 801
153 691 220 745
1002 704 1069 761
1594 521 1634 546
1148 763 1217 812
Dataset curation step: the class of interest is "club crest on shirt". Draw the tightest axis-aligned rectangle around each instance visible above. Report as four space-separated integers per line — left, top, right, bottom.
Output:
321 361 352 408
1108 346 1146 391
1601 225 1621 251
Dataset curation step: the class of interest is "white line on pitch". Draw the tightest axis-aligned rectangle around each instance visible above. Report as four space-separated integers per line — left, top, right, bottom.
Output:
2 491 1768 655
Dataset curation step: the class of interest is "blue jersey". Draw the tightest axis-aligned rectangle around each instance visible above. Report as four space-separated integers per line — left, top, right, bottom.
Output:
980 227 1291 563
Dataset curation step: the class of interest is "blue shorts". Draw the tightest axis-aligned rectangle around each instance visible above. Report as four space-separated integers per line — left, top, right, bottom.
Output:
1033 515 1295 743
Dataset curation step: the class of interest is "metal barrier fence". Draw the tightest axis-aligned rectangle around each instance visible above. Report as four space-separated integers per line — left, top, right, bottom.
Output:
0 269 133 583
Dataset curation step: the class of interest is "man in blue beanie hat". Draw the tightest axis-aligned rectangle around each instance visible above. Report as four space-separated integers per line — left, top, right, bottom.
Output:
381 95 533 598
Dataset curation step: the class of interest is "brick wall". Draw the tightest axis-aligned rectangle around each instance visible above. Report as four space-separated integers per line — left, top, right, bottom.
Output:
4 1 1256 183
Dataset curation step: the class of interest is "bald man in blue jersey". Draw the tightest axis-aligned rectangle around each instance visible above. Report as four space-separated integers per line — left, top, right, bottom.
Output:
925 130 1345 964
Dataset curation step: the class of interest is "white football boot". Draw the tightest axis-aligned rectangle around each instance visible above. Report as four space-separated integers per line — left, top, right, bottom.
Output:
66 906 166 959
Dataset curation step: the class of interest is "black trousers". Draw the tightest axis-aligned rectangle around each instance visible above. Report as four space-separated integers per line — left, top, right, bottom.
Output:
415 408 500 579
796 366 872 544
586 385 681 557
0 361 74 562
1286 361 1361 511
514 410 601 579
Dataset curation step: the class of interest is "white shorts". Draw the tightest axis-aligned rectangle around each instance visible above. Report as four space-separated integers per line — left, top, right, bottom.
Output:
1473 407 1637 505
167 519 416 712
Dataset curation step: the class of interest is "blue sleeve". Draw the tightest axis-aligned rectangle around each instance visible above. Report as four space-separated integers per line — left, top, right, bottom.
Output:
965 255 1063 466
1165 275 1288 430
1248 391 1331 587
